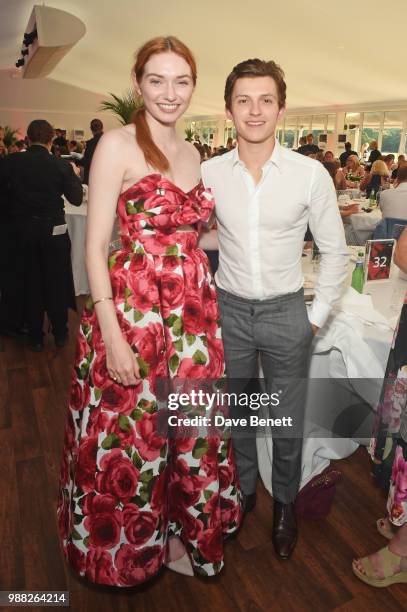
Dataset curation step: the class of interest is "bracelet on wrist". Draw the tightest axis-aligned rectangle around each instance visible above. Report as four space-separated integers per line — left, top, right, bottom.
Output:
93 296 113 306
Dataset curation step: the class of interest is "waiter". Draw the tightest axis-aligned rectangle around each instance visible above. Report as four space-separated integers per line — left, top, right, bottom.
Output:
0 119 83 350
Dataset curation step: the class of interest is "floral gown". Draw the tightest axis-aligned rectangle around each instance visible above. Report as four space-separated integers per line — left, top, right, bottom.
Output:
57 174 243 586
370 294 407 526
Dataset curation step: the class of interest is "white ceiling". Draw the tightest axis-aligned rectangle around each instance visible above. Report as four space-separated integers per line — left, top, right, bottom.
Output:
1 0 407 117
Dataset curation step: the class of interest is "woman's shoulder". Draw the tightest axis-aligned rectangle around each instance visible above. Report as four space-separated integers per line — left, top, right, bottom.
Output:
99 124 135 147
178 138 200 160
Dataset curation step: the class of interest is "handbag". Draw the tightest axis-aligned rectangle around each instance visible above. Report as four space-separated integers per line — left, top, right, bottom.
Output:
294 469 342 519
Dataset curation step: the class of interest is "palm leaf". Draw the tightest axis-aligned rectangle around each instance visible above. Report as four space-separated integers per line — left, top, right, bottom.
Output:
99 91 143 125
3 126 18 147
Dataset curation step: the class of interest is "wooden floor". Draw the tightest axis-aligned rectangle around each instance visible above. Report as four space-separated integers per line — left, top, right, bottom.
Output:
1 301 406 612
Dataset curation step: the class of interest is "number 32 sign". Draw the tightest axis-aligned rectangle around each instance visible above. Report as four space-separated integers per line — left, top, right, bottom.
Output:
365 239 395 281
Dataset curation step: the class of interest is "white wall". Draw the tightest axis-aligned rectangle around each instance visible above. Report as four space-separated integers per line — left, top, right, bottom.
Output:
0 69 119 139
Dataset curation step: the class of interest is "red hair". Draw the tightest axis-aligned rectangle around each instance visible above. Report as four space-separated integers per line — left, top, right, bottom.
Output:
132 36 197 173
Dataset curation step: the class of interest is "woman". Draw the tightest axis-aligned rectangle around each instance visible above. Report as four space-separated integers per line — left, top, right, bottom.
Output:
322 160 347 190
57 36 242 587
359 159 390 198
352 227 407 586
343 154 364 187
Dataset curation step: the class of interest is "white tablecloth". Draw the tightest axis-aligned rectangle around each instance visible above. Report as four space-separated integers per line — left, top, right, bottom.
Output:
257 251 407 492
64 187 119 296
350 208 382 232
65 201 89 296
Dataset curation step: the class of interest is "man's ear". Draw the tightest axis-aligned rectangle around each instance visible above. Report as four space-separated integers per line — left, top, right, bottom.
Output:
225 106 233 122
277 105 286 122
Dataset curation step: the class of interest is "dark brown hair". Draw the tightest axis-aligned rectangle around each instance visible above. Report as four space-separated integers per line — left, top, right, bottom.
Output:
224 58 286 110
396 165 407 183
132 36 197 173
27 119 54 144
322 161 337 184
90 118 103 133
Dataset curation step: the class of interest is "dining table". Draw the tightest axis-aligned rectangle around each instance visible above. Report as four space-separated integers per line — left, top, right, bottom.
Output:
64 186 119 296
257 246 407 492
65 186 89 296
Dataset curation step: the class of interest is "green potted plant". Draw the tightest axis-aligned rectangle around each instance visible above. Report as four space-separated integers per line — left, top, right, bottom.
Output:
99 91 143 125
2 126 18 148
185 127 194 141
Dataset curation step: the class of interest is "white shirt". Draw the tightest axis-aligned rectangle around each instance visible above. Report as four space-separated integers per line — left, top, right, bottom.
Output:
201 140 349 328
379 182 407 220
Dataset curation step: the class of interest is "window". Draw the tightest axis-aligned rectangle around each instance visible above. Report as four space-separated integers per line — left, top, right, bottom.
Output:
311 115 326 144
361 112 381 148
382 111 403 154
345 112 361 152
283 117 297 149
327 114 336 133
297 116 311 138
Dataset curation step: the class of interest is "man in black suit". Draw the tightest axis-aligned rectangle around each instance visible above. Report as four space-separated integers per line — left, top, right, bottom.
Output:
296 133 320 156
0 119 83 350
339 141 358 167
80 118 104 184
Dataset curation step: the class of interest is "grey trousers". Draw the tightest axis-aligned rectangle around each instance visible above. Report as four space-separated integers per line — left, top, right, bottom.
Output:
217 287 313 504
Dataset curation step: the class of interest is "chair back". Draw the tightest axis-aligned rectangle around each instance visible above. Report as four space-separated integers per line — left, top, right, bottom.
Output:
372 217 407 240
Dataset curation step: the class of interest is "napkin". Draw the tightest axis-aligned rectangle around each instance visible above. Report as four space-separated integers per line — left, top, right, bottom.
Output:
333 287 393 330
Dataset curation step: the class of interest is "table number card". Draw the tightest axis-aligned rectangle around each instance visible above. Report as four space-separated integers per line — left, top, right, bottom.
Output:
364 239 395 281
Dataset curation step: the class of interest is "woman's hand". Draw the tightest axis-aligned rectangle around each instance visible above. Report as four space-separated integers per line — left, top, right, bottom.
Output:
105 334 141 386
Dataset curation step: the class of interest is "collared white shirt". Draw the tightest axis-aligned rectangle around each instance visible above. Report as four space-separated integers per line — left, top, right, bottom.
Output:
379 182 407 220
201 139 349 328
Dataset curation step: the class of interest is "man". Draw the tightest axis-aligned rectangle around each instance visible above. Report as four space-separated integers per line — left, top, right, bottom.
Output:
80 118 104 184
296 136 306 151
297 133 320 156
339 141 358 167
201 58 348 560
379 165 407 219
0 119 82 348
53 128 68 149
367 140 381 169
15 139 27 152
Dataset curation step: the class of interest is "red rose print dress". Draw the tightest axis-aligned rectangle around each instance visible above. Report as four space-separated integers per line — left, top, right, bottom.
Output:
57 174 243 586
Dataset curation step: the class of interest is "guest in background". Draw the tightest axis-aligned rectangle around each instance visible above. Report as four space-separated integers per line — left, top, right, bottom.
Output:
367 140 381 169
360 142 370 162
297 133 320 155
323 150 335 162
226 136 235 150
316 151 324 163
353 228 407 587
0 119 82 349
79 118 104 184
339 141 358 167
53 128 68 149
344 154 365 186
323 160 347 190
0 142 6 158
15 139 27 152
383 153 395 176
360 159 390 198
392 154 406 180
296 135 306 150
379 165 407 220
